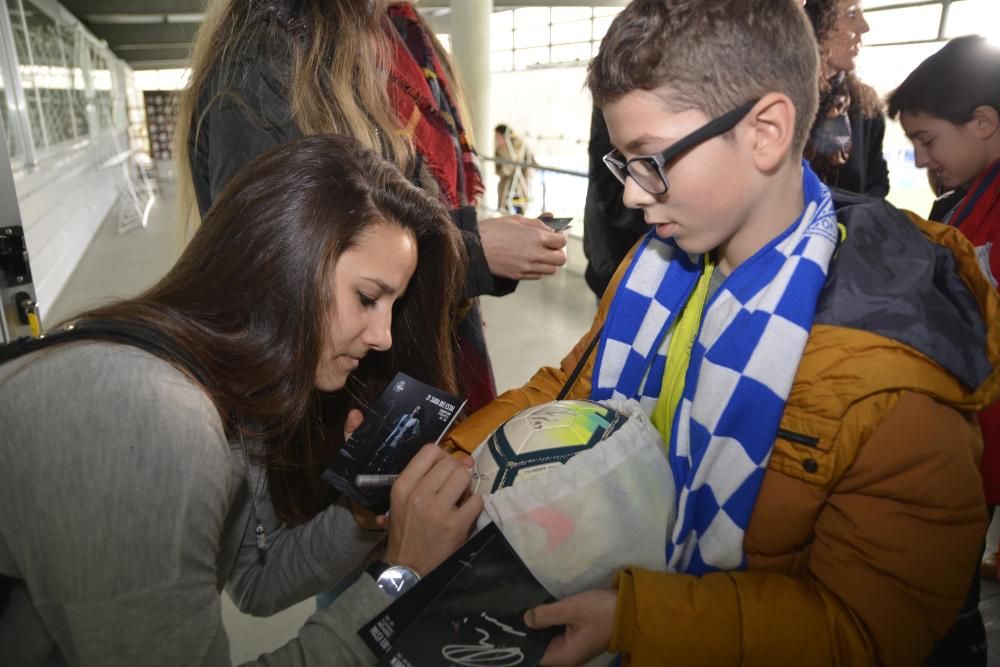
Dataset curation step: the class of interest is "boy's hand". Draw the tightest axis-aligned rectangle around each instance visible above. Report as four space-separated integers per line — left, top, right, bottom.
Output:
525 589 617 667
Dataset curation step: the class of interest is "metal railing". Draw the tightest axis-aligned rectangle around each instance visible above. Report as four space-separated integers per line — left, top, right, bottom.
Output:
481 154 587 215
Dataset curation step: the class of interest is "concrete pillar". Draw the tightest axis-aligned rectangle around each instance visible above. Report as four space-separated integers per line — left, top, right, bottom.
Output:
449 0 492 156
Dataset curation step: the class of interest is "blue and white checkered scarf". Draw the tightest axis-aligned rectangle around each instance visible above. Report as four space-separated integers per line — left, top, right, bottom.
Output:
591 163 838 574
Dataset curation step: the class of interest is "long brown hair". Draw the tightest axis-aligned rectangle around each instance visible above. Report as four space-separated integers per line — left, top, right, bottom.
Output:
803 0 882 118
83 135 464 522
174 0 470 235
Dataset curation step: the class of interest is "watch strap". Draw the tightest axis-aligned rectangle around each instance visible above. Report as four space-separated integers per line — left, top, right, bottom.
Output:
365 559 391 581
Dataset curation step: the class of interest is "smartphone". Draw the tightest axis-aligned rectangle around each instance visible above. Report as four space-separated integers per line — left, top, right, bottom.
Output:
540 216 573 232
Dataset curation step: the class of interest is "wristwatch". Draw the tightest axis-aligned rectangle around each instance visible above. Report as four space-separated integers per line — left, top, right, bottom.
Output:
366 559 420 599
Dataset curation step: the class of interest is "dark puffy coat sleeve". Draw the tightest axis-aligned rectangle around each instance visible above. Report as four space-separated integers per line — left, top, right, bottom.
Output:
189 60 301 217
451 207 517 300
834 110 890 199
582 107 648 298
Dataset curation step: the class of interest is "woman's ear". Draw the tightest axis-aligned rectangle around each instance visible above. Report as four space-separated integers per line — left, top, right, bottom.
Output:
970 105 1000 140
748 92 798 173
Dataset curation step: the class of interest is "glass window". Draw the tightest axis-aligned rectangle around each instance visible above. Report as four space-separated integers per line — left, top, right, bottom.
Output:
865 6 943 45
6 0 86 147
593 8 624 18
593 15 618 41
945 0 1000 41
0 73 17 161
491 10 513 32
89 45 115 131
551 7 592 23
550 19 591 45
551 42 592 64
514 7 550 31
491 30 514 52
514 46 550 70
491 50 514 72
515 25 550 49
862 0 915 7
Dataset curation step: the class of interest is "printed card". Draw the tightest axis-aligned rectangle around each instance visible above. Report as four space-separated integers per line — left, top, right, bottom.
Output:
322 371 462 514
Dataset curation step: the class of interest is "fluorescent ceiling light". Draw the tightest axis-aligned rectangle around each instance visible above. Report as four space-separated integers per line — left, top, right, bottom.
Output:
85 14 163 24
166 13 204 23
115 43 192 51
84 13 204 25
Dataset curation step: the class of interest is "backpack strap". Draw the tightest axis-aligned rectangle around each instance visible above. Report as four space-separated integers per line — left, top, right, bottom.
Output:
0 319 208 385
556 325 603 401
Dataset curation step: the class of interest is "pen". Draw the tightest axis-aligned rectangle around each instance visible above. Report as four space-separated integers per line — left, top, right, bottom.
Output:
353 398 469 490
354 473 399 488
354 467 479 489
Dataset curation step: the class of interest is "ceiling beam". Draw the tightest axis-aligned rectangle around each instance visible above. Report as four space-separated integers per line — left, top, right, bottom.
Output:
88 23 199 46
59 0 204 14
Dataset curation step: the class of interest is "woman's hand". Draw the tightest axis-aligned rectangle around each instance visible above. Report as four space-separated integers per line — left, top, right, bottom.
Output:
525 589 617 667
383 444 484 575
478 215 568 280
343 409 384 530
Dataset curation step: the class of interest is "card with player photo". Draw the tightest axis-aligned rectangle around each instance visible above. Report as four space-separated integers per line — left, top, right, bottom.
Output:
321 372 464 514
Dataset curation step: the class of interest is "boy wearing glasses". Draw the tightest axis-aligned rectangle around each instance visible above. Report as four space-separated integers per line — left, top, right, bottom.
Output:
447 1 1000 665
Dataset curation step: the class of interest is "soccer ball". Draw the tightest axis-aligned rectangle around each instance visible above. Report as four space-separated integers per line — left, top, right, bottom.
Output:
472 399 628 495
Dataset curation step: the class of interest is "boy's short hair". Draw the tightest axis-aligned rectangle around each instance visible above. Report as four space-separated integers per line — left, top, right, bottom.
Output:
587 0 820 155
887 35 1000 124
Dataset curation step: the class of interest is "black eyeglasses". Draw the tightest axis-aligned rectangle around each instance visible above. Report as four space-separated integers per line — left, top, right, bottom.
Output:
603 99 760 196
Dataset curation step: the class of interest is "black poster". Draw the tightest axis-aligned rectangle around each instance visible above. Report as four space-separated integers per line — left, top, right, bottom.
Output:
360 523 561 667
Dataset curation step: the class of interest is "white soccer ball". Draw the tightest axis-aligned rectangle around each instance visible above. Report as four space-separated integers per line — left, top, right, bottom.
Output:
471 399 628 495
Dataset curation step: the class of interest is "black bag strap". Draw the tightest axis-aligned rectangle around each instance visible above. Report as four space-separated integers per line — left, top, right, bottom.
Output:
556 325 603 401
0 319 208 385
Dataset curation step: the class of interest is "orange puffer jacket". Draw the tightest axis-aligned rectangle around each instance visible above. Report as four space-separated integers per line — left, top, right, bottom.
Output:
447 197 1000 666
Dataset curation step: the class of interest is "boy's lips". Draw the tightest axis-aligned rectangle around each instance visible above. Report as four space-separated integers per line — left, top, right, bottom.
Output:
651 221 678 238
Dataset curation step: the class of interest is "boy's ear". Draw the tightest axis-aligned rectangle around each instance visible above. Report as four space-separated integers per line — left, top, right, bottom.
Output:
970 105 1000 140
747 93 797 173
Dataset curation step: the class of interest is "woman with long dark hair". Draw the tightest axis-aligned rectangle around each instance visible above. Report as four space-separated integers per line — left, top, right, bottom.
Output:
175 0 569 414
804 0 890 196
0 135 483 665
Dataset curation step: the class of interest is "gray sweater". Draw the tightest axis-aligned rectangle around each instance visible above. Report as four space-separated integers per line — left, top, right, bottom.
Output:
0 343 389 665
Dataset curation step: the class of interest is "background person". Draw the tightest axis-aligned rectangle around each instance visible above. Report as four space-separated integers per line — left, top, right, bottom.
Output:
175 0 568 413
804 0 890 196
0 135 483 666
889 35 1000 667
494 123 535 214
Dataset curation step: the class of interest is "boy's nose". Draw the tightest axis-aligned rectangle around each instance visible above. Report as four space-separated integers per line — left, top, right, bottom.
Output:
622 176 656 210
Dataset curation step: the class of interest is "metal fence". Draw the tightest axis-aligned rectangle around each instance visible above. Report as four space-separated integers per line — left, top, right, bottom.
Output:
0 0 127 170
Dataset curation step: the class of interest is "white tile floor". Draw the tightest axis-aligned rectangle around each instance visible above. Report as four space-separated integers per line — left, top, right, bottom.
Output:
44 183 597 661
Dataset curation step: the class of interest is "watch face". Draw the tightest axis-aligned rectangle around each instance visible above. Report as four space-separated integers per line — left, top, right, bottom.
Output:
378 566 419 598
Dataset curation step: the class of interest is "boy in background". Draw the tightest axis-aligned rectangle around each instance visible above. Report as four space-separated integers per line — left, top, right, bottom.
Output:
447 2 1000 665
888 37 1000 665
889 35 1000 285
